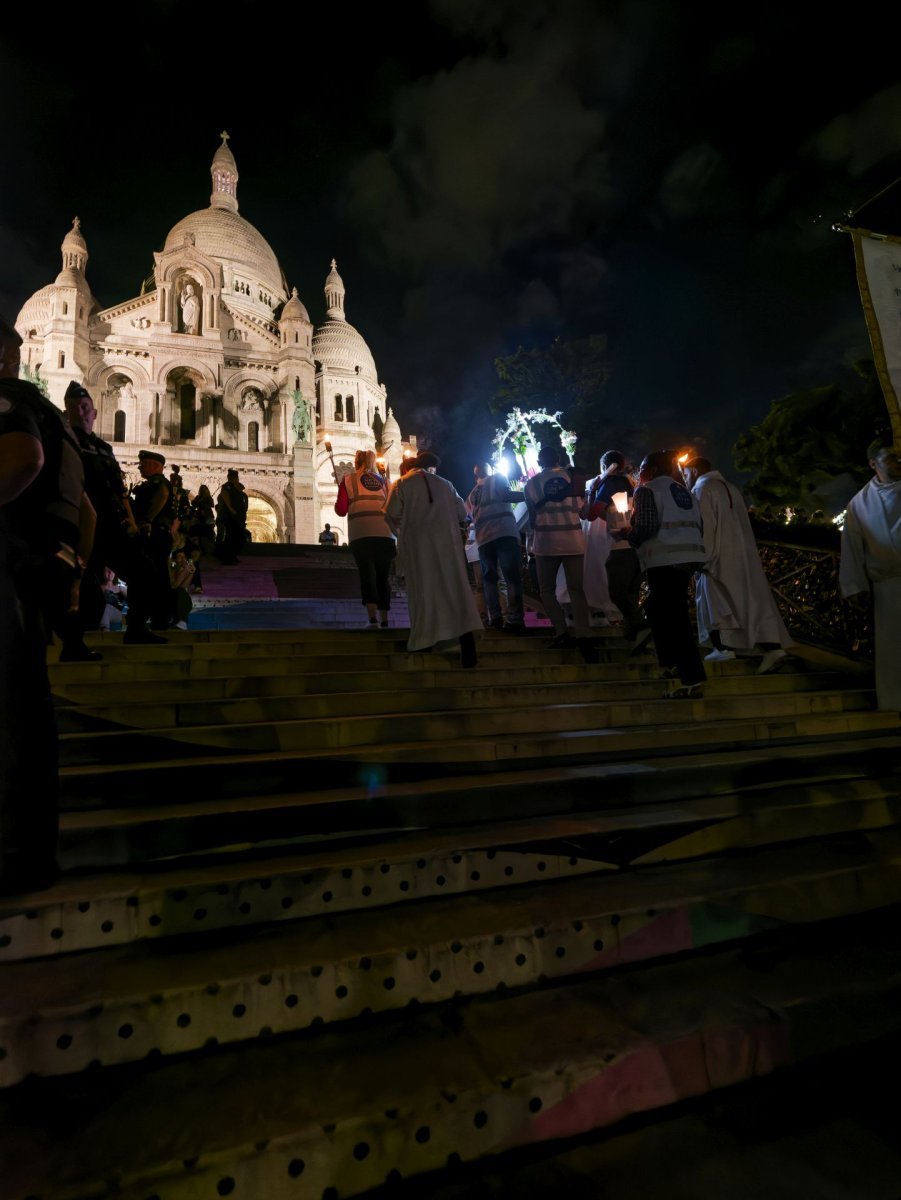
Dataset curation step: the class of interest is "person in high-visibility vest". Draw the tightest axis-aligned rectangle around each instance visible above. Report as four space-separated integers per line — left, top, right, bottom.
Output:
628 450 707 699
524 445 598 665
335 449 396 628
467 462 525 632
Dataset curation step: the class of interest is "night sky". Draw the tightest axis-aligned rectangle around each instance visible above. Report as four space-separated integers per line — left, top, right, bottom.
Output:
3 1 901 491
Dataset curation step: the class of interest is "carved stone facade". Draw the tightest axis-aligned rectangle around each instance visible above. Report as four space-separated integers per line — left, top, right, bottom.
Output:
15 135 416 543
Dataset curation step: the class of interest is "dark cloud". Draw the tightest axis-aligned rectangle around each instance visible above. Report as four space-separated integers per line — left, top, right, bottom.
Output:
6 2 901 494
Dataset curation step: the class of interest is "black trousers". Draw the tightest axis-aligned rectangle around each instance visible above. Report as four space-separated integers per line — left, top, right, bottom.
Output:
605 548 648 641
644 565 706 686
350 537 396 610
0 544 59 882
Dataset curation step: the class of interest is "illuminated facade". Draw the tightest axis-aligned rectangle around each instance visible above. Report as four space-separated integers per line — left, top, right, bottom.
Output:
15 135 414 543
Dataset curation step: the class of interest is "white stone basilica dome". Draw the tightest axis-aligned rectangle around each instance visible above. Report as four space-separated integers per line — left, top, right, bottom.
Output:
164 207 288 300
311 259 378 384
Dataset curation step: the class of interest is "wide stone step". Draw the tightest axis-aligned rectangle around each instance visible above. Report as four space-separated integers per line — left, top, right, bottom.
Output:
5 919 900 1199
406 1030 901 1200
5 776 900 961
49 656 787 706
57 690 876 765
48 645 661 684
2 834 900 1088
52 733 901 867
55 671 852 733
58 713 901 808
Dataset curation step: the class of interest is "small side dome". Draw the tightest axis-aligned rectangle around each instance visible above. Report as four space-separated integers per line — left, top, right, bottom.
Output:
382 407 402 444
280 287 310 324
60 217 88 274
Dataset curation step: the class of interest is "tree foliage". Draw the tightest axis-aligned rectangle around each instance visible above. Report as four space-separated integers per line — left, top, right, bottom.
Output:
491 335 637 466
20 363 49 399
732 360 892 510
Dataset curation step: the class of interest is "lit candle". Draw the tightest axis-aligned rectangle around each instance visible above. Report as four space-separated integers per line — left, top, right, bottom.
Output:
612 491 630 514
677 452 689 465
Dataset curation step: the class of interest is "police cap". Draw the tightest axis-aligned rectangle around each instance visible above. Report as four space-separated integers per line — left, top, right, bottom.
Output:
138 450 166 465
64 381 92 402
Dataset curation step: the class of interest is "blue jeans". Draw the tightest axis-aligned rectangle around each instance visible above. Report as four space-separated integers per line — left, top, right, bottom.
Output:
478 536 524 625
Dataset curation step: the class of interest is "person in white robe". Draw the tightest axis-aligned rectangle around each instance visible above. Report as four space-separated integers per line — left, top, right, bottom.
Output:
681 457 792 675
839 438 901 712
385 452 482 665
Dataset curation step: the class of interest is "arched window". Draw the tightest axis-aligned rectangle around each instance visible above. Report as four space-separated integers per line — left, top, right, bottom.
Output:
58 351 65 368
179 380 197 440
294 376 300 391
346 396 355 422
62 302 68 315
248 421 259 452
113 411 126 443
334 395 343 421
295 332 299 343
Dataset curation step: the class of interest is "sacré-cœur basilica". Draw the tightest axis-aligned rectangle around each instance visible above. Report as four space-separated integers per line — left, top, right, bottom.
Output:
14 133 415 544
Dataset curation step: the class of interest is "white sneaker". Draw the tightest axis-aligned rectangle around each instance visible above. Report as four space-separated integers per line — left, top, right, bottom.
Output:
704 648 735 662
757 648 788 675
174 621 188 631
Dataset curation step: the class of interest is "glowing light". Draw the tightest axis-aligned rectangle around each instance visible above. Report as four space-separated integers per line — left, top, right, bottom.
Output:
402 448 413 458
832 509 847 530
523 445 539 475
677 453 689 465
496 456 511 478
612 491 630 515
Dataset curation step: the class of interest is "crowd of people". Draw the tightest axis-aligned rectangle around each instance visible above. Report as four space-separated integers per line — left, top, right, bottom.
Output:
0 315 253 891
2 302 899 895
54 382 249 653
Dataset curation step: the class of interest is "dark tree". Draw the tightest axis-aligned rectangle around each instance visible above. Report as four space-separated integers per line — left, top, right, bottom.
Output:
491 335 648 468
732 360 891 511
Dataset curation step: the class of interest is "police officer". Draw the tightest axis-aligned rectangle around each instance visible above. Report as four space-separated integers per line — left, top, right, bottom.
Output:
0 318 90 892
217 468 248 564
63 382 136 630
129 450 174 640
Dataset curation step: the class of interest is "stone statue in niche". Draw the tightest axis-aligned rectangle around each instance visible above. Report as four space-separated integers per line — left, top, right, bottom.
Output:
117 379 137 406
240 388 263 412
179 283 201 334
291 388 311 444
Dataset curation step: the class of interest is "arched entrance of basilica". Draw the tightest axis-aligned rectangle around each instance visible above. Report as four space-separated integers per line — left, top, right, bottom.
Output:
245 494 281 544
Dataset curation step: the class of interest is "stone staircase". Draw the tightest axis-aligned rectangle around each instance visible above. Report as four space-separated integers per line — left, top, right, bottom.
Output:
3 627 901 1199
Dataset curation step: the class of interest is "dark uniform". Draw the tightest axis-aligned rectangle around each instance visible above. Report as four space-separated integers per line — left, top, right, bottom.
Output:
70 424 133 628
218 478 248 563
131 466 174 629
0 377 84 893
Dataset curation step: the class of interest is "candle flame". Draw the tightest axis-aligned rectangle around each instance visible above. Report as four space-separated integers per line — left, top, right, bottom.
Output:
677 453 689 465
612 491 630 514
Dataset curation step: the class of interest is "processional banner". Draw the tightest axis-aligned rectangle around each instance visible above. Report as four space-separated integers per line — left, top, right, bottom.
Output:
851 229 901 442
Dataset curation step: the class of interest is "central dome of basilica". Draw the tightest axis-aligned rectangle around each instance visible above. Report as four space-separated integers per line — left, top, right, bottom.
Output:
164 207 288 301
161 135 287 304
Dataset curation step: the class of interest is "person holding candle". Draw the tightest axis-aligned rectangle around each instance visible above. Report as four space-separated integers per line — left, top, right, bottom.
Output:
587 450 652 653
